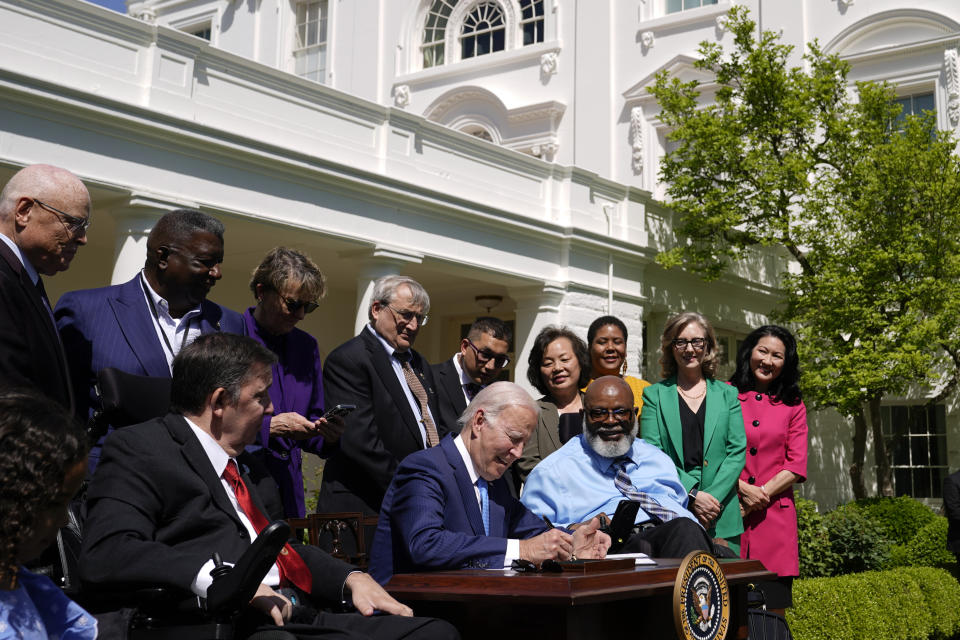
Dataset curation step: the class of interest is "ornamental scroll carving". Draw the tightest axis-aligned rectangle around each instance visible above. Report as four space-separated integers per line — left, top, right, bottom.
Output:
630 106 643 174
946 49 960 129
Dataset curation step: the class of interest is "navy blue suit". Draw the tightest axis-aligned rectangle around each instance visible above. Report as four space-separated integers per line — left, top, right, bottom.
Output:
369 434 548 585
54 274 244 423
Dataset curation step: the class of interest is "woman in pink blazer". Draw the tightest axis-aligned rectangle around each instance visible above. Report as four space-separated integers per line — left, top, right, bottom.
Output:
730 325 808 613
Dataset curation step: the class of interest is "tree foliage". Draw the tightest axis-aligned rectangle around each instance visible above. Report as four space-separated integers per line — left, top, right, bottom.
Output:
650 5 960 497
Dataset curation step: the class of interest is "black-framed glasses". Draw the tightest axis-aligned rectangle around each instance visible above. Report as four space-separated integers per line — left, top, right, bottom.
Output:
672 338 706 351
388 305 428 327
465 339 510 368
33 198 90 235
282 297 319 314
586 407 637 421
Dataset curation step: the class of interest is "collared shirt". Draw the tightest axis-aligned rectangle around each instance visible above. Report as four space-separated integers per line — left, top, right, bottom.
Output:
0 566 97 640
184 417 280 597
140 271 203 372
451 353 481 405
452 434 520 565
366 324 436 447
520 433 697 529
0 231 39 285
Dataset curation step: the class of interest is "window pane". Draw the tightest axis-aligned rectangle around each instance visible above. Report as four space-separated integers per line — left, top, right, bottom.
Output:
893 433 910 465
933 405 947 434
914 92 935 115
667 0 683 12
931 467 945 499
930 435 947 466
894 468 912 497
911 435 929 466
913 468 932 498
462 37 475 59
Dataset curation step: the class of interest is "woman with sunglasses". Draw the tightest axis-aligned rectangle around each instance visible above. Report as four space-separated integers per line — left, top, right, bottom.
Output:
513 325 591 487
640 312 746 554
730 325 807 612
586 315 651 413
244 247 344 518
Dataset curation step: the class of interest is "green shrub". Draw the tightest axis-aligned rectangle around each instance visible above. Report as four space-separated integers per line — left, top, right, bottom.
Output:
797 497 838 578
853 496 937 545
889 543 910 568
823 504 892 574
903 516 956 569
788 567 960 640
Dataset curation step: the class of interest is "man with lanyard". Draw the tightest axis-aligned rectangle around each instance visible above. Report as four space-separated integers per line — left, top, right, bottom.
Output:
56 209 244 469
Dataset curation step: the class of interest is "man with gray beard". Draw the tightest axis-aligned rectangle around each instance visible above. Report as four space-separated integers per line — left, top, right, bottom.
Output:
521 376 713 557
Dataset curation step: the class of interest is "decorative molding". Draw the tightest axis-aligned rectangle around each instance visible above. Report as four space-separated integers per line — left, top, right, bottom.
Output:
131 6 157 22
641 30 655 50
531 141 559 161
393 84 410 108
540 50 559 76
946 49 960 128
630 107 644 174
837 0 854 7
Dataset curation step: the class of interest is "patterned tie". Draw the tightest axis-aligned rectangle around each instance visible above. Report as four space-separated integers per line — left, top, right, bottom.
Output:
222 461 313 594
613 458 677 523
464 382 482 402
476 477 490 536
395 352 440 447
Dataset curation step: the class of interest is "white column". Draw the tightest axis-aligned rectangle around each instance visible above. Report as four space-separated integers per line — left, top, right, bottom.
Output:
508 283 566 396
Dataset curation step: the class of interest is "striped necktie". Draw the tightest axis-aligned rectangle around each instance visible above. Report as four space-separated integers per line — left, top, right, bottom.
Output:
613 457 677 523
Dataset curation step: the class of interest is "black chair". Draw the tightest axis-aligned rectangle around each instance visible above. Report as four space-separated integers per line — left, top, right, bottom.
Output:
89 367 173 441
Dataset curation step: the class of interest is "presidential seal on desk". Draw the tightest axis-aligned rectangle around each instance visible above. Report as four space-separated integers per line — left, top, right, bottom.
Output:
673 551 730 640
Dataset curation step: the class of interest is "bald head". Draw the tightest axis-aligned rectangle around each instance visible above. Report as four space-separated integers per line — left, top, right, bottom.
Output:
0 165 90 275
583 375 637 459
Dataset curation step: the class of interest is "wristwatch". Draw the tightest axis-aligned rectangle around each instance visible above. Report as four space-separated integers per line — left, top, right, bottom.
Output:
688 488 699 501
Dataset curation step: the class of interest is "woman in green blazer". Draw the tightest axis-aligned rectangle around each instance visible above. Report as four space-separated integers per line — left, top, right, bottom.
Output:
640 311 746 552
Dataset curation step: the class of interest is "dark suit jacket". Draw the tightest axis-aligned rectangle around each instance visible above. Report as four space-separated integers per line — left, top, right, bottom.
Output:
79 413 353 602
431 357 468 432
318 327 448 515
0 241 73 410
369 434 548 584
945 470 960 554
55 274 244 421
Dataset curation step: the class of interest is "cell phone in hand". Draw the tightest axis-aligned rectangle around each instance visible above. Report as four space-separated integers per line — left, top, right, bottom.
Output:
321 404 356 420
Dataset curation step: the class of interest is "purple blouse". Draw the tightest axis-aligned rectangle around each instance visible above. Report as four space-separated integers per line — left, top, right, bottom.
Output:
243 308 327 518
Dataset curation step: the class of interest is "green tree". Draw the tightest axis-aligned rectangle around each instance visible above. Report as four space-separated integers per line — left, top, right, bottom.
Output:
649 5 960 498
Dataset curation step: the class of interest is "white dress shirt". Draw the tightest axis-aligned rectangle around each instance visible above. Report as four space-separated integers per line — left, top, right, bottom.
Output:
452 434 520 566
140 272 203 372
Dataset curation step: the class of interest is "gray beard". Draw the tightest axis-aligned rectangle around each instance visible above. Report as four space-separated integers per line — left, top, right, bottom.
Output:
585 418 638 459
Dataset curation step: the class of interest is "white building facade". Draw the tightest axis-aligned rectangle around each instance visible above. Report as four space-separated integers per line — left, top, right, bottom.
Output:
1 0 958 507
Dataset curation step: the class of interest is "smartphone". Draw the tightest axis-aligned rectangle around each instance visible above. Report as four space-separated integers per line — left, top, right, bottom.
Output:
321 404 356 420
607 500 641 553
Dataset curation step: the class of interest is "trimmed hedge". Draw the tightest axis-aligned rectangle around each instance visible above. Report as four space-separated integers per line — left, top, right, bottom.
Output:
852 497 938 545
822 504 891 574
797 497 838 578
788 567 960 640
902 517 955 569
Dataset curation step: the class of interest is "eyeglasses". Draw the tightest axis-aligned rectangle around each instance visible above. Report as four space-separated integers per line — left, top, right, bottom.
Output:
33 199 90 235
387 304 428 327
465 339 511 368
672 338 706 351
282 297 319 314
586 407 637 421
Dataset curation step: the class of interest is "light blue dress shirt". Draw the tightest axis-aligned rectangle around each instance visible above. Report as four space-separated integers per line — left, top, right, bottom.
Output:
520 433 697 528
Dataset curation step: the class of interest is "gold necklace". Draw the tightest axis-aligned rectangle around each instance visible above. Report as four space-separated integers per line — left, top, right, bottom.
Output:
677 383 706 400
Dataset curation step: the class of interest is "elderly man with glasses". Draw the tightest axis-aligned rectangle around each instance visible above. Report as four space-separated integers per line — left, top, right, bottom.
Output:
318 275 452 518
0 164 91 412
521 376 714 558
432 316 512 442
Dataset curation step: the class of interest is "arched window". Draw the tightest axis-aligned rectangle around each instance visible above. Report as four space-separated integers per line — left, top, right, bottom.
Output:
420 0 545 69
460 3 506 60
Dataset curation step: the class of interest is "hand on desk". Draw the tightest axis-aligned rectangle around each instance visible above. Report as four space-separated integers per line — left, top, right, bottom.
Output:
571 516 610 559
518 529 574 564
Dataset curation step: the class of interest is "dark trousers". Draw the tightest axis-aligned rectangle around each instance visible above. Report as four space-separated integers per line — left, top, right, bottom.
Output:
243 611 459 640
621 518 713 558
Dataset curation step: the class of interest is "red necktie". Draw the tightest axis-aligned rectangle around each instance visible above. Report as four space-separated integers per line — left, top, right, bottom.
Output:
222 460 313 594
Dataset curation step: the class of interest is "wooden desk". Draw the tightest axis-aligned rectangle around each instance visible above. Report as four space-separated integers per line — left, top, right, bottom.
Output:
387 559 773 640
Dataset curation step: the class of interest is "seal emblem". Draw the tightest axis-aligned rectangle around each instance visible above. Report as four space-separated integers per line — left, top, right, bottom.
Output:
673 551 730 640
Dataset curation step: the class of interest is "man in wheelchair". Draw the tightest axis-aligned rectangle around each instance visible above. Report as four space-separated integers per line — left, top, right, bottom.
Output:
79 332 457 640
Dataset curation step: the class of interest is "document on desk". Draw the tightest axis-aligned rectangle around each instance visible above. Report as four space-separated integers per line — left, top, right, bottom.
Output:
605 553 656 566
